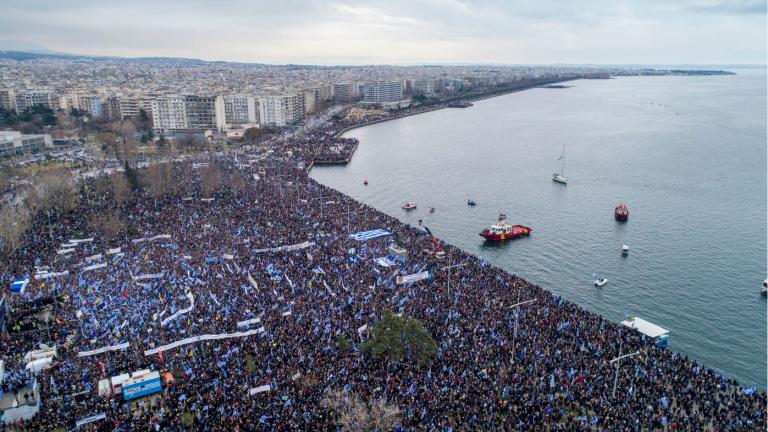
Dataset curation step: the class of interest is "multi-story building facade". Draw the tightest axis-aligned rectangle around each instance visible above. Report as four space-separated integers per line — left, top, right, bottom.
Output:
151 96 188 135
0 89 15 111
0 131 52 157
215 95 258 131
14 91 53 112
76 95 104 117
412 79 440 96
332 83 354 102
184 95 217 130
360 81 404 103
257 93 305 127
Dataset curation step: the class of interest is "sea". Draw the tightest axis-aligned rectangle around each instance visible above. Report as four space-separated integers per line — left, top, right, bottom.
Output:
310 70 768 389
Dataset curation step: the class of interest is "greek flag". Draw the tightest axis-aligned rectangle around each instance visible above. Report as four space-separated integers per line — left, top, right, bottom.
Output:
9 278 29 293
349 229 391 242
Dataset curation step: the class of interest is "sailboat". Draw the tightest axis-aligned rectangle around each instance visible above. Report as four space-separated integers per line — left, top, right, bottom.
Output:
553 144 567 184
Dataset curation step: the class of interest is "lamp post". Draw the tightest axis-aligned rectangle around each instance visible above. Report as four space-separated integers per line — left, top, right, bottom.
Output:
440 255 466 299
509 294 537 365
610 322 639 398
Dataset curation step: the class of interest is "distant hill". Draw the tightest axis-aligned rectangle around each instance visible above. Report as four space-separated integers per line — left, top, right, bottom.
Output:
0 39 60 54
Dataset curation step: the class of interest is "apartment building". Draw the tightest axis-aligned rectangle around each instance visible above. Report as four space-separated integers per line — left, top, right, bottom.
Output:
215 95 258 131
257 93 305 127
14 91 54 112
360 81 404 103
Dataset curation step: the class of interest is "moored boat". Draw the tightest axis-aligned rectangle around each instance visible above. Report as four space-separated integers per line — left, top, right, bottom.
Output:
402 202 417 210
594 277 608 287
615 204 629 222
467 199 476 206
479 221 532 241
622 245 629 256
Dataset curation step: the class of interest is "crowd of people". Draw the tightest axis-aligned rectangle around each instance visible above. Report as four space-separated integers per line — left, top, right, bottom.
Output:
0 114 765 431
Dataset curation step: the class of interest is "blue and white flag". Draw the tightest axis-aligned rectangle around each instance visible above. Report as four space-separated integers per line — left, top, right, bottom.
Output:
349 229 391 242
10 278 29 293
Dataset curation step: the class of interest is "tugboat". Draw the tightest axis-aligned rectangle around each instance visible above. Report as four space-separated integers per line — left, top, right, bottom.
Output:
402 202 417 210
614 204 629 222
467 199 477 206
479 217 532 241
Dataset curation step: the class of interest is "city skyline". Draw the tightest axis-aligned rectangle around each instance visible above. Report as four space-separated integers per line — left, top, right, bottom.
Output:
1 0 766 65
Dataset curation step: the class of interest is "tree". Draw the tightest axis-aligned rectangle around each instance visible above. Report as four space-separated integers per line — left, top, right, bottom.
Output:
123 160 142 192
243 127 261 145
111 172 131 204
28 167 77 215
96 132 118 159
89 210 124 239
362 311 437 368
200 164 221 197
228 169 246 195
321 391 401 432
145 163 172 204
0 205 31 257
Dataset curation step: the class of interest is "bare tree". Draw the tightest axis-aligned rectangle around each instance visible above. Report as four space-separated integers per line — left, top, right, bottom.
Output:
111 173 131 204
229 169 246 195
29 167 77 215
321 391 401 432
0 205 31 257
144 163 172 205
200 164 221 197
89 210 124 240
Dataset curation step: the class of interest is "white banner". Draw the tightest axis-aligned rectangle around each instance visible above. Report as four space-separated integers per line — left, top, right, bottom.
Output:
133 273 164 281
237 317 261 328
161 292 194 326
57 248 75 255
247 272 259 291
144 327 266 356
76 412 106 428
252 241 315 254
83 262 108 272
248 384 271 395
34 270 69 280
396 271 431 285
77 342 130 357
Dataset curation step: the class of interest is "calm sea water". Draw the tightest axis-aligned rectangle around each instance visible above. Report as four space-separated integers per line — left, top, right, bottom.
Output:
311 71 768 388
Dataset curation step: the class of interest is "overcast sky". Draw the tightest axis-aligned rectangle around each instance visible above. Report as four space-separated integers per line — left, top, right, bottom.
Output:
0 0 765 65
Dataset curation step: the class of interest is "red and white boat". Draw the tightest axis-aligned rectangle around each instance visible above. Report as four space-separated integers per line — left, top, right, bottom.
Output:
614 204 629 222
479 220 532 241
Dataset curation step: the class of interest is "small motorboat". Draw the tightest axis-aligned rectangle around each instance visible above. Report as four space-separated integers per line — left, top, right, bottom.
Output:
621 245 629 256
363 180 368 186
429 207 435 213
594 277 608 287
402 202 417 210
762 279 767 296
467 199 476 206
615 204 629 222
552 173 567 184
418 218 423 225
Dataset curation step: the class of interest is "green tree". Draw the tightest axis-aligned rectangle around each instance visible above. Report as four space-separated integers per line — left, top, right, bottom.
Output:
124 160 142 192
362 311 437 368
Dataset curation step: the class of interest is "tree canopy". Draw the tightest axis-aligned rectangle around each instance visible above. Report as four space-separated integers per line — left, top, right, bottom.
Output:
362 311 438 368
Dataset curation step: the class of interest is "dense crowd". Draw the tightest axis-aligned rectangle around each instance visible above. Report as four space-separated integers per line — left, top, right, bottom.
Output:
0 127 765 431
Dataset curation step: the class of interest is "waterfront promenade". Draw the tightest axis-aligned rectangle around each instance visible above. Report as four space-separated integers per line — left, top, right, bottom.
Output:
1 92 765 431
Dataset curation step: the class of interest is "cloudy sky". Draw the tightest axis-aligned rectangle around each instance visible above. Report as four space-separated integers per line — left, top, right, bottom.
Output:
0 0 765 65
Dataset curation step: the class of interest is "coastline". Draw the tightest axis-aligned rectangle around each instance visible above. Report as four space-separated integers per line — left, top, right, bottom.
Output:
307 81 765 390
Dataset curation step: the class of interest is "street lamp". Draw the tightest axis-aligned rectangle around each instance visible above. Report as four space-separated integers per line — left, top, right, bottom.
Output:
509 293 537 365
610 324 640 398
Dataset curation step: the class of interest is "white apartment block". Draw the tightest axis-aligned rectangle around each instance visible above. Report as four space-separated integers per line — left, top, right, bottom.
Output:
257 93 305 127
360 81 404 103
151 96 188 135
215 95 258 131
76 95 104 117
